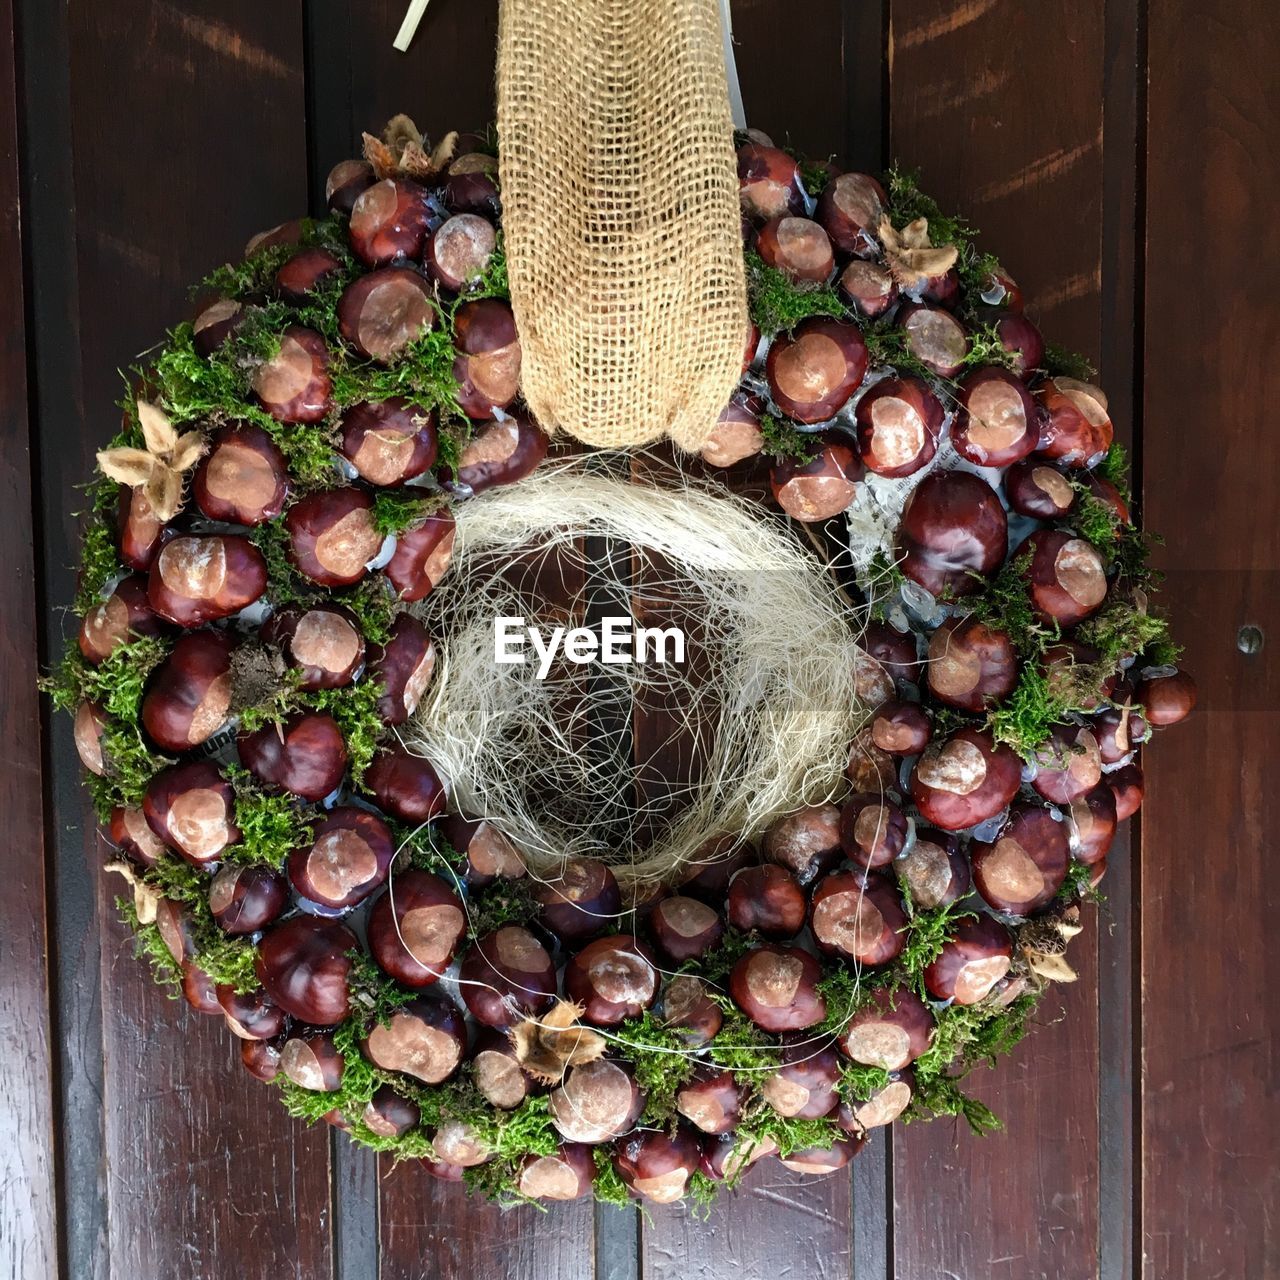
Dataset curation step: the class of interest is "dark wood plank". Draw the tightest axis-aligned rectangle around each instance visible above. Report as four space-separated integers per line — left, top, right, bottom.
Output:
888 4 1106 1278
0 0 58 1275
1140 2 1280 1276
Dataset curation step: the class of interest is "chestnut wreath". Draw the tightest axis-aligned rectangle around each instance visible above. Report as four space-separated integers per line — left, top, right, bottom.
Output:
47 119 1197 1210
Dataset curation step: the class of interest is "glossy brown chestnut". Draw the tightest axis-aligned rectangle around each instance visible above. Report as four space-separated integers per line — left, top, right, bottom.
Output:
385 511 457 601
1109 762 1145 821
921 267 962 310
1094 705 1147 763
442 815 527 886
699 394 764 468
1041 640 1119 712
209 863 288 935
262 604 364 690
862 620 921 684
458 926 556 1028
245 220 304 256
533 857 622 943
1003 458 1077 521
147 535 268 627
894 827 970 909
770 440 863 521
275 246 344 302
762 804 842 886
182 963 222 1015
838 259 898 318
241 1036 283 1082
140 629 234 752
108 805 167 867
675 1070 746 1135
838 985 934 1069
778 1134 862 1175
1031 723 1104 804
116 487 170 572
910 727 1023 831
337 267 434 362
454 414 549 494
811 871 907 965
443 152 501 216
517 1144 597 1201
997 313 1045 379
755 215 835 284
870 699 932 756
78 574 163 663
854 376 944 478
1137 670 1198 726
192 297 243 356
895 471 1008 599
426 213 497 291
367 869 466 988
565 935 659 1027
285 487 383 588
255 915 355 1025
766 318 869 423
729 944 827 1032
1069 782 1118 865
675 834 755 902
898 303 968 378
613 1128 704 1204
660 974 723 1048
737 144 805 221
649 896 724 963
922 913 1013 1005
219 986 288 1041
288 806 395 911
839 795 910 869
815 171 886 255
549 1060 645 1143
1019 529 1108 627
339 397 438 486
363 996 468 1084
726 864 807 938
193 423 291 526
238 712 349 801
846 726 899 794
838 1070 915 1133
362 1086 421 1138
1034 378 1113 466
153 898 197 966
251 326 332 423
972 803 1070 915
926 615 1019 713
326 158 375 213
700 1133 777 1182
951 367 1039 467
760 1036 842 1119
368 614 436 725
365 748 447 823
348 178 431 266
452 299 522 420
471 1027 539 1110
143 761 240 863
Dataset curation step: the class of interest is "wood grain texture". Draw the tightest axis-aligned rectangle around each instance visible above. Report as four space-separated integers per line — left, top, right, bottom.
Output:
1141 2 1280 1276
888 4 1105 1279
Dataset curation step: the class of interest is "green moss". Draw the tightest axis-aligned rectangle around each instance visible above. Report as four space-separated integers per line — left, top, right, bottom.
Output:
693 926 755 986
457 234 509 303
987 661 1072 760
1042 342 1097 382
961 321 1021 373
838 1062 892 1103
859 318 938 382
1076 598 1178 669
706 998 780 1075
885 167 975 252
592 1147 635 1209
613 1010 697 1126
224 766 313 868
1057 859 1104 905
907 1073 1003 1135
88 722 172 819
965 553 1052 659
43 635 170 719
798 158 835 199
117 898 183 996
465 876 541 936
759 411 819 463
371 489 442 539
686 1170 719 1219
899 901 979 993
74 509 124 613
745 250 845 335
329 325 463 423
346 950 418 1031
815 966 877 1039
737 1101 842 1157
1069 489 1123 550
1097 442 1131 495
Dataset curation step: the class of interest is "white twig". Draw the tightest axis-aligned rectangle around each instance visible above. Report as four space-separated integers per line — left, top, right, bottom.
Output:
394 0 431 52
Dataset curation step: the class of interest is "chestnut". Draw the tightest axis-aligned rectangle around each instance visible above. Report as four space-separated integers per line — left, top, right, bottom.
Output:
863 620 920 684
1031 724 1103 804
921 268 961 310
365 748 446 823
362 1086 421 1138
1137 670 1197 726
977 266 1024 316
840 795 910 869
337 268 434 362
420 1157 466 1183
443 152 500 217
143 761 240 863
154 898 197 966
348 178 431 266
288 806 394 911
971 803 1069 915
275 246 344 302
742 317 762 371
1083 472 1131 527
770 440 862 521
838 259 898 318
1034 378 1113 466
193 424 291 526
838 1071 914 1133
255 915 355 1024
1094 705 1147 764
363 995 468 1084
117 486 169 572
182 963 222 1015
533 857 622 942
262 604 364 690
815 171 885 256
898 304 968 378
426 213 497 292
442 815 527 886
700 394 765 468
811 871 907 965
926 616 1019 713
368 613 436 725
855 649 896 707
73 701 108 775
1069 782 1118 865
649 896 724 963
765 318 869 423
1042 640 1118 712
147 535 268 627
762 804 842 885
675 1069 746 1135
251 327 332 423
1109 762 1145 821
218 986 288 1041
339 397 438 486
701 1133 777 1181
676 833 756 902
660 974 722 1048
454 413 549 494
846 727 899 794
367 869 465 987
385 511 456 601
516 1144 596 1201
894 827 970 909
1019 529 1108 627
550 1060 645 1144
910 728 1022 832
565 935 659 1026
78 574 163 663
471 1027 538 1110
737 144 805 222
108 805 167 867
951 367 1039 467
285 487 383 588
870 699 932 756
726 864 807 939
1003 459 1077 521
854 377 944 478
245 220 303 257
209 863 288 935
141 629 234 753
614 1128 704 1204
238 712 348 801
838 986 934 1069
326 158 375 213
452 299 522 420
895 471 1008 599
458 926 556 1028
760 1036 842 1119
729 944 826 1032
778 1134 862 1176
922 913 1013 1004
241 1036 283 1082
755 215 835 284
996 314 1045 379
192 297 243 357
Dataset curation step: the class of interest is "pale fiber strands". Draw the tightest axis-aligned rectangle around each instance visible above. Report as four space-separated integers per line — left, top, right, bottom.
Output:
404 464 869 889
496 0 749 450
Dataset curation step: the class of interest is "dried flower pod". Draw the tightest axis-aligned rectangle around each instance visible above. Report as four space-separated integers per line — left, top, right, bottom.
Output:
854 376 943 478
910 727 1023 831
760 1036 842 1119
895 471 1008 599
923 913 1013 1004
839 795 910 869
870 699 932 756
1069 782 1118 865
365 747 447 823
426 213 497 292
925 616 1019 713
971 803 1070 915
674 1069 746 1135
766 318 869 423
660 974 722 1048
363 996 468 1084
1034 378 1113 466
192 297 243 357
288 806 395 911
454 413 549 495
1019 529 1108 627
385 511 457 602
894 827 970 909
141 629 235 753
337 267 435 362
1109 762 1145 821
838 259 898 318
614 1128 704 1205
209 863 288 935
517 1144 597 1201
348 178 431 266
326 158 375 213
1031 724 1104 804
219 986 288 1042
443 152 500 217
737 144 805 221
778 1134 862 1175
78 574 163 663
73 701 108 775
116 487 170 572
1004 459 1077 521
700 394 765 468
255 915 355 1025
442 815 527 886
458 926 557 1028
815 171 886 256
262 604 364 690
762 804 842 885
453 299 522 420
1137 670 1198 726
649 896 724 963
770 440 863 521
192 424 291 526
368 614 436 725
549 1059 645 1143
951 367 1039 467
275 246 344 302
108 805 167 867
241 1036 283 1083
837 986 934 1069
565 935 659 1026
729 943 827 1032
251 326 332 423
997 313 1045 379
367 868 466 988
811 871 907 965
181 963 222 1015
533 858 622 943
362 1086 421 1138
726 864 808 938
143 761 240 863
339 398 438 486
147 535 268 627
238 712 349 801
285 487 383 588
898 303 968 378
755 215 835 284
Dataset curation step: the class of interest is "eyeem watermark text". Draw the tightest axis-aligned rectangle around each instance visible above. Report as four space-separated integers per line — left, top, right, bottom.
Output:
494 616 686 679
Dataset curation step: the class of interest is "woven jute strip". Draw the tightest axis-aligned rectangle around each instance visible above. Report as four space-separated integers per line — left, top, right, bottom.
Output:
496 0 749 451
